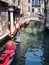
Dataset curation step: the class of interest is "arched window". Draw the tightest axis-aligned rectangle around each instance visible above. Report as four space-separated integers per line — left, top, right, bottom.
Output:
35 0 39 5
32 0 34 4
32 0 39 5
28 0 30 3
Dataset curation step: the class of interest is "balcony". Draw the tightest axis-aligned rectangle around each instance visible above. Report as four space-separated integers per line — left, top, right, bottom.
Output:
32 4 40 7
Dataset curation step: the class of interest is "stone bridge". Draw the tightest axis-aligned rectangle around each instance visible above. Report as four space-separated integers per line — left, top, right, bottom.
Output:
20 14 45 24
18 14 49 29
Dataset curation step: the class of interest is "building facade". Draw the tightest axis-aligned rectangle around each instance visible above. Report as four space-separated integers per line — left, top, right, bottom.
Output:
0 1 8 37
0 0 19 39
16 0 44 16
26 0 44 15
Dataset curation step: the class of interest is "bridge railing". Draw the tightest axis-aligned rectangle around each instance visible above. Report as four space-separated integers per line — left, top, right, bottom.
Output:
21 14 45 23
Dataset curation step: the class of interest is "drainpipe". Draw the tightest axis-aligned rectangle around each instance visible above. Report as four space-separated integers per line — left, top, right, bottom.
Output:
39 0 40 13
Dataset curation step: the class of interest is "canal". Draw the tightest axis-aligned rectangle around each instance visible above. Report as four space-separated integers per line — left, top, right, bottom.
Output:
11 21 49 65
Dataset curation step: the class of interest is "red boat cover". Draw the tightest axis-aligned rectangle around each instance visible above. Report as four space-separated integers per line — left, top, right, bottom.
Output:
0 50 15 65
5 43 17 50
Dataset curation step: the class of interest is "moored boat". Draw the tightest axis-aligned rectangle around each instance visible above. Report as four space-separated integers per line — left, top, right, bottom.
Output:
0 40 18 65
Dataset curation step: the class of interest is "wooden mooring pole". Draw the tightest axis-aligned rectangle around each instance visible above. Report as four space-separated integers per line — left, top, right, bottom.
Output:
44 0 48 30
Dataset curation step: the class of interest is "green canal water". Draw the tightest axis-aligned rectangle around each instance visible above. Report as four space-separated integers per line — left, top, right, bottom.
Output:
11 21 49 65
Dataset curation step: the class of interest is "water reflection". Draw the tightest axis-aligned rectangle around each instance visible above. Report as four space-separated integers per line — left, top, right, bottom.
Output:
41 31 49 65
25 48 42 65
11 21 49 65
24 31 43 65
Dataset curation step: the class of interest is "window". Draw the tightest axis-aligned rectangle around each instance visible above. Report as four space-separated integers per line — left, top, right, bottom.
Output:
38 8 40 13
18 0 20 5
32 0 39 5
42 8 44 13
35 0 39 5
28 0 30 3
42 0 44 4
28 7 30 12
12 0 15 3
42 0 44 2
32 9 34 12
32 0 34 4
